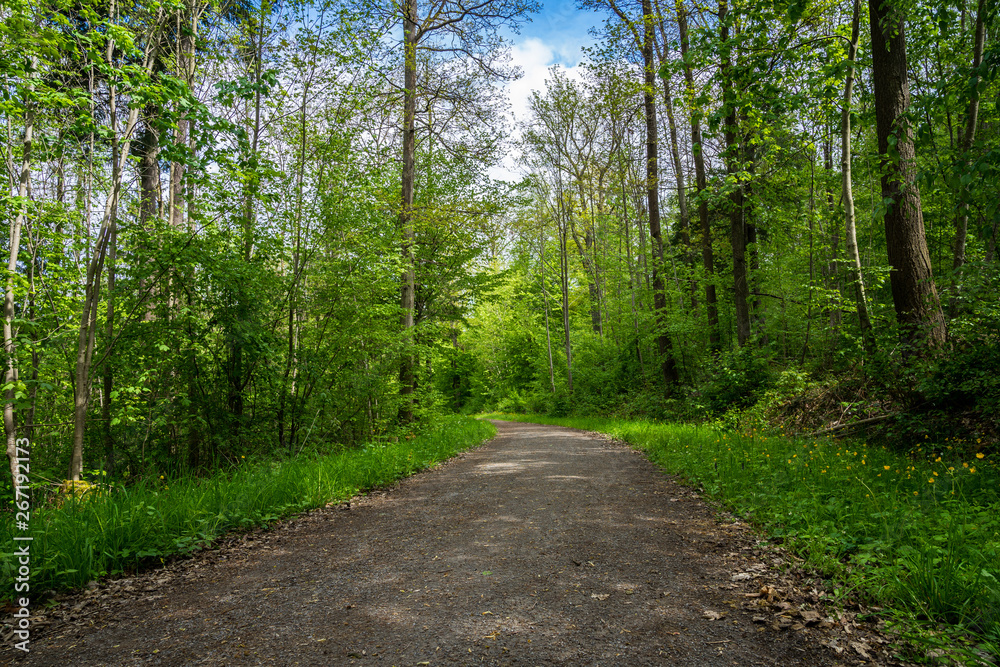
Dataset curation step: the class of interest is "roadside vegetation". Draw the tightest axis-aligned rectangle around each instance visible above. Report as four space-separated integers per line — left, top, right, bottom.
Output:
1 417 494 598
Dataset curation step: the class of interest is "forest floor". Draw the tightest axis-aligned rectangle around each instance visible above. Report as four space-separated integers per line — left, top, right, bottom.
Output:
4 421 907 666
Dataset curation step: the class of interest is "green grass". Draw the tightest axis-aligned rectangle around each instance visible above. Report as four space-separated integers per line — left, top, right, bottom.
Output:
2 416 494 598
482 413 1000 663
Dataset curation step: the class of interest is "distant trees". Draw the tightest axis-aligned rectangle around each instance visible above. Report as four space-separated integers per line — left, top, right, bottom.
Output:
387 0 536 421
458 0 1000 415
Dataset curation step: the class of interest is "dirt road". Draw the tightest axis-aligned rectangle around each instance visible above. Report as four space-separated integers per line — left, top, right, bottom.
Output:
5 421 895 665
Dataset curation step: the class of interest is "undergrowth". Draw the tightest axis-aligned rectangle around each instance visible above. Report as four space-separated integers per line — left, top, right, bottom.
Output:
2 416 495 599
481 413 1000 664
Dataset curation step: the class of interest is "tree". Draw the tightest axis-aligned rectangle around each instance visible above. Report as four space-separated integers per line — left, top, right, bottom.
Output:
587 0 679 387
868 0 946 348
392 0 537 421
839 0 873 346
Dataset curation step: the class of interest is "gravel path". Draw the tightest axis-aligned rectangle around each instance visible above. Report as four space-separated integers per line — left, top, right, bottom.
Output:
4 420 898 665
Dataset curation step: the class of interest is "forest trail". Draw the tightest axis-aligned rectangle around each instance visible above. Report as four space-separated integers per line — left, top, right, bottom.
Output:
9 421 888 666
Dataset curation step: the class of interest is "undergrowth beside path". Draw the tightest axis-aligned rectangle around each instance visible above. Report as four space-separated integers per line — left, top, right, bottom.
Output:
2 417 495 598
481 413 999 664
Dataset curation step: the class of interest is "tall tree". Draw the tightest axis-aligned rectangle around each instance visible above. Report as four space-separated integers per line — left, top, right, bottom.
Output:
674 0 720 351
641 0 679 384
868 0 946 347
392 0 536 421
840 0 873 346
4 55 35 489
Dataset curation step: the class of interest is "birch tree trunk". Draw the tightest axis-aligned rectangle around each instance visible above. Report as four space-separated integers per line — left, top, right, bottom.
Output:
841 0 873 346
4 62 34 489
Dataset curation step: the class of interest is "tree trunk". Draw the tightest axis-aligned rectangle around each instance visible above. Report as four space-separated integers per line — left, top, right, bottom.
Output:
540 229 556 392
398 0 418 422
101 219 117 474
170 3 199 230
868 0 946 348
4 72 33 490
569 213 603 334
70 15 163 480
950 0 986 314
138 118 160 225
653 5 692 278
558 198 573 392
643 0 679 387
824 138 842 334
841 0 874 347
675 0 719 351
719 0 751 347
71 110 137 480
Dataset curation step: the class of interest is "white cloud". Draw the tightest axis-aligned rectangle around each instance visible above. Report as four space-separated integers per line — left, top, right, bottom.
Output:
490 38 588 182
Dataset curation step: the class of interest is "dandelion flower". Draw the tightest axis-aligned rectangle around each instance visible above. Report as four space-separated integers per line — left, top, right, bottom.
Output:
976 453 985 459
884 465 891 470
928 478 935 483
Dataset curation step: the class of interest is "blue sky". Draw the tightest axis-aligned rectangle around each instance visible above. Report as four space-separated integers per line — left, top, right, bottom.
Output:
491 0 601 179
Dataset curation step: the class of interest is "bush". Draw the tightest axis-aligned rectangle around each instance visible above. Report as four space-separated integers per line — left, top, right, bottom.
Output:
702 346 775 414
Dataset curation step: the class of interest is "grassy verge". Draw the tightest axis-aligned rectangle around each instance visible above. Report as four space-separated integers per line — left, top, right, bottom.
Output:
3 416 494 598
482 413 999 663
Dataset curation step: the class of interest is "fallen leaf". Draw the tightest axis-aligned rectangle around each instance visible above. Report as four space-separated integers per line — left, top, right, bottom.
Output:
850 641 873 660
799 610 822 624
702 610 726 621
591 593 610 600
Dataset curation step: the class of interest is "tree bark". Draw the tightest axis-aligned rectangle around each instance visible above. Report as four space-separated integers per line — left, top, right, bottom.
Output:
675 0 719 350
4 66 34 490
398 0 418 423
540 228 556 392
653 4 692 272
841 0 873 347
643 0 679 386
557 192 573 392
868 0 946 347
101 218 117 474
719 0 751 347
